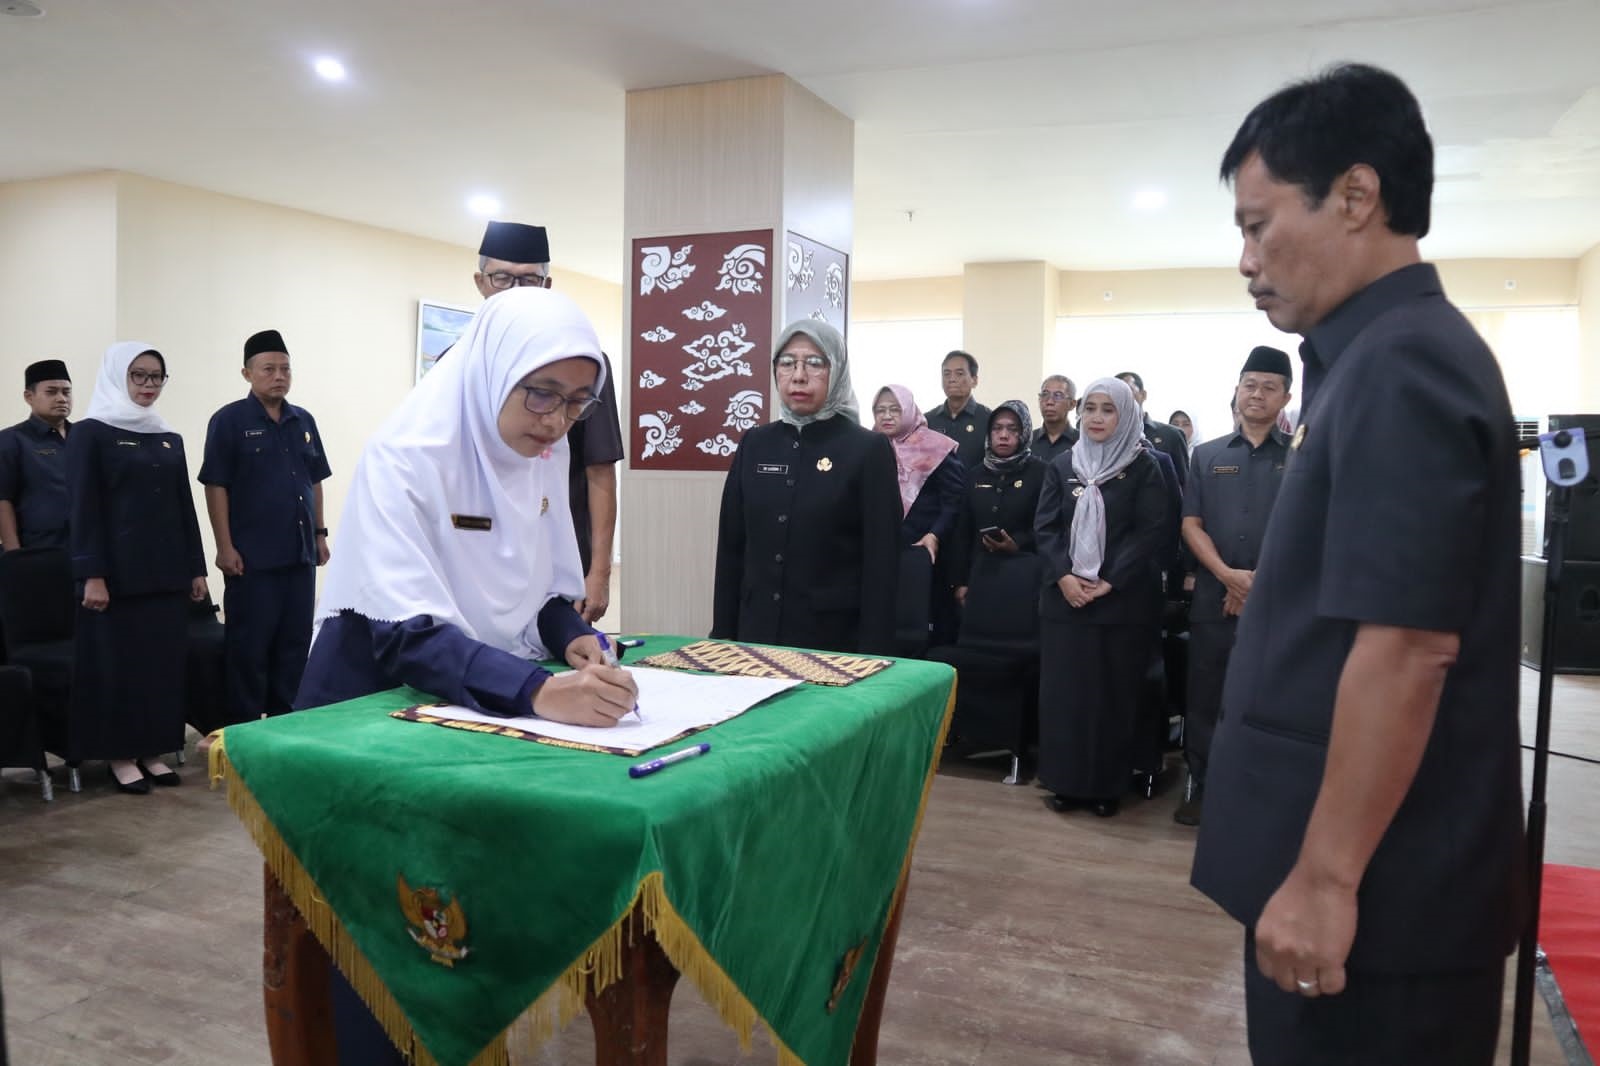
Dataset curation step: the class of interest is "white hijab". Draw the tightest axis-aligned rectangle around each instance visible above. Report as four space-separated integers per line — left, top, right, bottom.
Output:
1068 376 1146 582
85 341 175 434
315 288 605 659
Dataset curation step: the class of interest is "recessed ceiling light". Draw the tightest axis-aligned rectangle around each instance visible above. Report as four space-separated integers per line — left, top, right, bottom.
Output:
1 1 45 17
1132 188 1168 212
313 56 347 83
467 194 502 217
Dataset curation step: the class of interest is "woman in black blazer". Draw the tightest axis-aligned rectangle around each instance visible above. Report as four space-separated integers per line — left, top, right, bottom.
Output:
69 342 208 794
950 401 1048 606
1034 378 1167 817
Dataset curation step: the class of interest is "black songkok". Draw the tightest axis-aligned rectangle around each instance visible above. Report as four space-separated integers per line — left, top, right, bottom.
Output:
244 329 289 365
1240 345 1292 385
478 221 550 265
25 359 70 388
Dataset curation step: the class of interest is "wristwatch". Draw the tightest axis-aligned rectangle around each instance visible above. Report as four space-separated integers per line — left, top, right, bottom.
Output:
314 527 329 536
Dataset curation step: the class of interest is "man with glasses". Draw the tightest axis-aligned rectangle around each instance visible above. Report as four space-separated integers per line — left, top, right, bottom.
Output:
474 220 624 624
1032 374 1078 463
199 329 332 721
0 359 74 551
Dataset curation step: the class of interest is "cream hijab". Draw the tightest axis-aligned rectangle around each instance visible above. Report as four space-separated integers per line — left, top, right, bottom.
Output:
84 342 175 434
1068 377 1146 582
315 288 605 658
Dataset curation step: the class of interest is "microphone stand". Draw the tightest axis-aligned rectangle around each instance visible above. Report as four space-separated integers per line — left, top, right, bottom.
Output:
1511 427 1589 1066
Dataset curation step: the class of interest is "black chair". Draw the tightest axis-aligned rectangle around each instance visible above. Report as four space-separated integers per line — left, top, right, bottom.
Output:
895 546 933 658
928 551 1043 784
184 594 232 739
0 547 78 790
0 665 52 801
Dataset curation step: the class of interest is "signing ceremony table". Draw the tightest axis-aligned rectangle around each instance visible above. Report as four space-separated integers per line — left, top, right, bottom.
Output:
211 637 955 1066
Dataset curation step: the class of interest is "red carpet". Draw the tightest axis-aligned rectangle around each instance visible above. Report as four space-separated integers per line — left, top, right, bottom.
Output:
1541 863 1600 1052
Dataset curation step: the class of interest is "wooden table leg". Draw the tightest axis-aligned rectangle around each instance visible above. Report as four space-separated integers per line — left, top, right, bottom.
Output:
584 910 681 1066
849 874 910 1066
263 863 339 1066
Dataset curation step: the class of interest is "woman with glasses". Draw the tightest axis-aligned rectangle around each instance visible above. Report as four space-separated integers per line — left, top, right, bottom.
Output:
712 320 901 655
68 343 209 793
295 288 634 727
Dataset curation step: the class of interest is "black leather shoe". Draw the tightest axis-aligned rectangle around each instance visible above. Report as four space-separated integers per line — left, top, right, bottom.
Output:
1044 794 1084 813
136 760 181 787
1089 798 1121 818
109 766 151 795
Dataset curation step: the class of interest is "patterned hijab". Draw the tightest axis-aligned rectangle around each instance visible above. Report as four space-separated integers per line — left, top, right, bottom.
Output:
1068 377 1145 582
774 319 860 427
875 384 958 515
982 400 1034 475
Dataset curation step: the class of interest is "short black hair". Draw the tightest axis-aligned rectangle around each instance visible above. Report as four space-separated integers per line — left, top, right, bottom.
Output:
1115 371 1144 392
1220 63 1433 238
943 350 978 376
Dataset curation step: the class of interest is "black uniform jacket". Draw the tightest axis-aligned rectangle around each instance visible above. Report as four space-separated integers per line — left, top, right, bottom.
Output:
1035 448 1167 626
712 415 901 655
949 455 1047 586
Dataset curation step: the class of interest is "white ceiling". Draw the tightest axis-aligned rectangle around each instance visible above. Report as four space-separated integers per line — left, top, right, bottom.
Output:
3 0 1598 283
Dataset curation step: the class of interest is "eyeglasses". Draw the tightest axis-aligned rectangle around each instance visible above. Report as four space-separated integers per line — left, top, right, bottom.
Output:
871 405 902 417
518 385 598 422
774 354 829 373
129 370 168 386
485 271 551 290
1038 390 1071 402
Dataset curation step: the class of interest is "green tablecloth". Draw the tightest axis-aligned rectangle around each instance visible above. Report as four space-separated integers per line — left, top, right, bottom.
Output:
213 636 954 1066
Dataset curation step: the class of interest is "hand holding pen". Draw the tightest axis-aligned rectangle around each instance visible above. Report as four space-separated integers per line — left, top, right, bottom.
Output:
536 632 639 727
596 633 643 722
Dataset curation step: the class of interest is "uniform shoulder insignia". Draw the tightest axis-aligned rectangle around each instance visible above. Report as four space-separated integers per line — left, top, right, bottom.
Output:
1291 424 1308 450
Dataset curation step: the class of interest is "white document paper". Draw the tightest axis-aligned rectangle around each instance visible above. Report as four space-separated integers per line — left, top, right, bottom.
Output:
415 666 802 753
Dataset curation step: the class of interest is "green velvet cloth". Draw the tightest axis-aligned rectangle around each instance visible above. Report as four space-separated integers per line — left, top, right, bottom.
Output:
220 636 954 1066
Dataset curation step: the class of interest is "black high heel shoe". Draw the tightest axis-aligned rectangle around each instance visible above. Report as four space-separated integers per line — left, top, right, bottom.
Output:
136 759 181 787
1089 798 1121 818
109 765 151 795
1044 794 1085 813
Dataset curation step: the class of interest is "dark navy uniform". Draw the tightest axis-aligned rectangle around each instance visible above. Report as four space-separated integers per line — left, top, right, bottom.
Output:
68 419 206 760
927 399 992 474
199 394 331 720
949 455 1048 589
712 416 901 655
1192 264 1525 1063
1181 427 1289 786
0 415 72 549
1142 416 1191 488
1030 425 1077 464
566 352 625 575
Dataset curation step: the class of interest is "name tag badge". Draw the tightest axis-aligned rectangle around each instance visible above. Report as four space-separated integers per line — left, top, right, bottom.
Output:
756 463 788 476
34 447 57 457
116 439 139 448
1213 465 1240 475
451 514 493 532
244 429 265 439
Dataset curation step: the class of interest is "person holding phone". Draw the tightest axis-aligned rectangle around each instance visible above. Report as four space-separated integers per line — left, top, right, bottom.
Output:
951 401 1047 607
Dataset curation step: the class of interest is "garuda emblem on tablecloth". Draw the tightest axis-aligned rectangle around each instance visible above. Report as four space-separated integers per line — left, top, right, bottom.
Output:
398 874 470 967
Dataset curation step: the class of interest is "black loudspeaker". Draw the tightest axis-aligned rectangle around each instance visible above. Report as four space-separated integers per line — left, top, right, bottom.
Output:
1544 414 1600 561
1520 556 1600 675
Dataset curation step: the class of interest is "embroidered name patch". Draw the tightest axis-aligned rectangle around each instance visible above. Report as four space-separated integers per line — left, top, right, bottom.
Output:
1212 465 1240 475
756 463 788 476
245 429 265 438
451 514 493 532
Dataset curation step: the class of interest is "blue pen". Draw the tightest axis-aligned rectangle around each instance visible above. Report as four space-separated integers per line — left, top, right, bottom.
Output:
629 743 711 779
596 633 642 722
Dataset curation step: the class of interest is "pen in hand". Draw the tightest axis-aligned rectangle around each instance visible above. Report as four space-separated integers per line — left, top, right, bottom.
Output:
596 633 643 722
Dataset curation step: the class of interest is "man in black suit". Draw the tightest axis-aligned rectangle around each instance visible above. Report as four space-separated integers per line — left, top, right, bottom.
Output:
1115 370 1189 487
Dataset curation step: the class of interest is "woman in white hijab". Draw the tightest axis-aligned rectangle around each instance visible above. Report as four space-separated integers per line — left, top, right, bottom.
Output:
68 342 209 793
1033 377 1168 817
295 287 636 727
711 319 902 654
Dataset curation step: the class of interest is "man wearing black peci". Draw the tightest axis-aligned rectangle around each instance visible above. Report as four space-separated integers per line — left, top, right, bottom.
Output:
1191 64 1524 1065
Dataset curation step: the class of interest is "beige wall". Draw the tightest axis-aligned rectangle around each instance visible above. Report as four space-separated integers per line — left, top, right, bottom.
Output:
1580 245 1600 409
1 172 623 593
961 262 1056 416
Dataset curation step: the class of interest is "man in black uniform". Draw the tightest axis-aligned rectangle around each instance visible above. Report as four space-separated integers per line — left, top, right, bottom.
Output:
0 360 73 551
926 350 990 473
475 220 624 623
1116 371 1190 487
1191 64 1524 1066
200 330 332 720
1032 374 1078 462
1174 346 1292 827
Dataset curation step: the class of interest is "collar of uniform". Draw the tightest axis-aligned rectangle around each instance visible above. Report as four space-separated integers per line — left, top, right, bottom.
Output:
1302 262 1443 376
1224 425 1291 451
244 390 299 425
23 413 68 437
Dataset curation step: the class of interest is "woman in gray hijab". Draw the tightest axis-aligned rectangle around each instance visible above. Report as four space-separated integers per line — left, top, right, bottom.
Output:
711 320 902 654
1033 376 1168 816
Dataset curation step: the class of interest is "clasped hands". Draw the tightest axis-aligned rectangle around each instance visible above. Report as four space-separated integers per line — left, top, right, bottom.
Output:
1057 573 1112 609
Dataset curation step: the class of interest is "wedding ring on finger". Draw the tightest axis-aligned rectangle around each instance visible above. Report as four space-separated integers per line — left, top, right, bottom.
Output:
1296 978 1317 993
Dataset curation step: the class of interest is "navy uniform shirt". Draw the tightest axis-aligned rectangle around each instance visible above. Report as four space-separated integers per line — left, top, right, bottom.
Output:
1181 427 1289 623
0 415 72 548
1030 425 1078 464
1192 263 1525 972
1142 416 1191 488
566 353 625 576
198 394 332 570
927 399 992 474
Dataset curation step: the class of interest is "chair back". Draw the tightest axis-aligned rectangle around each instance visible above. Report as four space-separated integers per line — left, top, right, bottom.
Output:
895 546 933 656
0 547 75 649
958 551 1043 653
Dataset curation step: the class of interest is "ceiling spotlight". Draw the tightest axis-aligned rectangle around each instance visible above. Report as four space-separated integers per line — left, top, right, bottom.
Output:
1132 188 1168 212
313 56 347 82
467 194 502 217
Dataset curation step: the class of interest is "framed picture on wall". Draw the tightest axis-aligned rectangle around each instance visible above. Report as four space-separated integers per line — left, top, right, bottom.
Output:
416 300 475 381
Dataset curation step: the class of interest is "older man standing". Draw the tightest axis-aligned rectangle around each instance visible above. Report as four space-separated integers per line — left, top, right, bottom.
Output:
474 221 624 623
1191 64 1524 1066
1032 374 1078 464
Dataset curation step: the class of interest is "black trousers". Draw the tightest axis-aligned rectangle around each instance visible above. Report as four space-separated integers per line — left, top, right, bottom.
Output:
1184 618 1236 784
330 962 406 1065
224 565 315 719
1243 932 1505 1066
1037 620 1156 799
